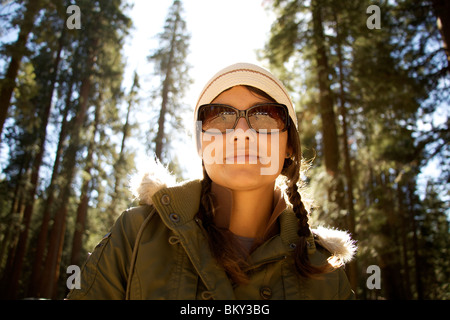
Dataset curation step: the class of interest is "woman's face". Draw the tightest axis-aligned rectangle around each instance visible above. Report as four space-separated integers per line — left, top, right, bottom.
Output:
201 85 291 191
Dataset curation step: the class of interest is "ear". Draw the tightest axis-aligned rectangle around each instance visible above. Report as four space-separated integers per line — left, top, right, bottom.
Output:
286 145 293 158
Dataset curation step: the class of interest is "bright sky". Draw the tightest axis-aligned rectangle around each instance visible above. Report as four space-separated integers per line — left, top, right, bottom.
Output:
123 0 275 180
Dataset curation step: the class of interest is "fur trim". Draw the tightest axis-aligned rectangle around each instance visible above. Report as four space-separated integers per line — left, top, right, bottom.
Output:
312 226 357 264
130 158 177 205
129 159 357 264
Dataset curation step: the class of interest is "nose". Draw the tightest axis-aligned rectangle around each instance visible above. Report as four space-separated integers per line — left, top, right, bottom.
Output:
235 116 250 131
226 117 256 144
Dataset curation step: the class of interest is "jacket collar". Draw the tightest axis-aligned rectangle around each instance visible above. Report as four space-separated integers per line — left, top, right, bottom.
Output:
147 179 318 268
131 160 356 265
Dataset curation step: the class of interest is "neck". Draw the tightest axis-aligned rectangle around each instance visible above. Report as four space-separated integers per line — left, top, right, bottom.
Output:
220 183 275 239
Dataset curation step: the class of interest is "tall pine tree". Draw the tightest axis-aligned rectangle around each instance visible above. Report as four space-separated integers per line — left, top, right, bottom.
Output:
147 0 192 167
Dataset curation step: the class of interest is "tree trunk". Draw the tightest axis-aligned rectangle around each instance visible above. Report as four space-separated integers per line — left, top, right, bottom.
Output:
108 72 138 216
0 0 43 138
28 77 73 298
5 28 64 299
407 181 423 299
378 171 405 299
154 13 180 161
0 154 29 271
0 150 32 298
396 171 412 299
311 0 340 177
333 10 358 292
39 54 95 298
70 94 101 268
311 0 345 229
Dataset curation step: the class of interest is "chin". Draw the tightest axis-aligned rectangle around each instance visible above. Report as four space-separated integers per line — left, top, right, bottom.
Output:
209 164 279 191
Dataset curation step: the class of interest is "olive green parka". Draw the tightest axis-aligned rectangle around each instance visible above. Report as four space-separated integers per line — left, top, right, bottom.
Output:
67 168 356 300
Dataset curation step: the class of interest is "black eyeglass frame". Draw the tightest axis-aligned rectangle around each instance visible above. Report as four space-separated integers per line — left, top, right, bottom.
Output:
197 103 291 134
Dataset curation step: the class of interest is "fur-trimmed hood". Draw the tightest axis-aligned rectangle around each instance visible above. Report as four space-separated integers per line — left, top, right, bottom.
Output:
130 159 357 264
312 226 357 264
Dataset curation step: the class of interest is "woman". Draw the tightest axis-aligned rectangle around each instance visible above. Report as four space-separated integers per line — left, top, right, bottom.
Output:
67 63 356 300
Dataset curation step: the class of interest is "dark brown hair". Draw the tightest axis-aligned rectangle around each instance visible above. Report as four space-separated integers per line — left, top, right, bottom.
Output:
196 86 333 284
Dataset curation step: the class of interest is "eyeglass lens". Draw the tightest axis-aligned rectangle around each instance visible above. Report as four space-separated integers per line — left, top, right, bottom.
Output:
199 104 287 133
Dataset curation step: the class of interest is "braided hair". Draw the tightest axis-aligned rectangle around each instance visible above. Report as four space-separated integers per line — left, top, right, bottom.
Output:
282 126 333 278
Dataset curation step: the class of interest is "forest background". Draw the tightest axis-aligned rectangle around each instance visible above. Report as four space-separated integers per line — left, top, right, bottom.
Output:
0 0 448 300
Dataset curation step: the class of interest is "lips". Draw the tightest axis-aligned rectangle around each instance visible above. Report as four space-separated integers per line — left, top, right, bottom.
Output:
225 155 259 164
224 149 261 164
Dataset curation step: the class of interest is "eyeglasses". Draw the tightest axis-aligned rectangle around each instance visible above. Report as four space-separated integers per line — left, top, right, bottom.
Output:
197 103 290 134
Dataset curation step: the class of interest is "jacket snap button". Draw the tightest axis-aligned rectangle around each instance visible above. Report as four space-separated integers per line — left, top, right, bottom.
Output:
169 213 180 223
161 194 171 205
260 286 272 300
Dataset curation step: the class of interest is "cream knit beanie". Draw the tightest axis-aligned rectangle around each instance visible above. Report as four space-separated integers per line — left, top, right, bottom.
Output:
193 63 297 155
194 62 298 129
